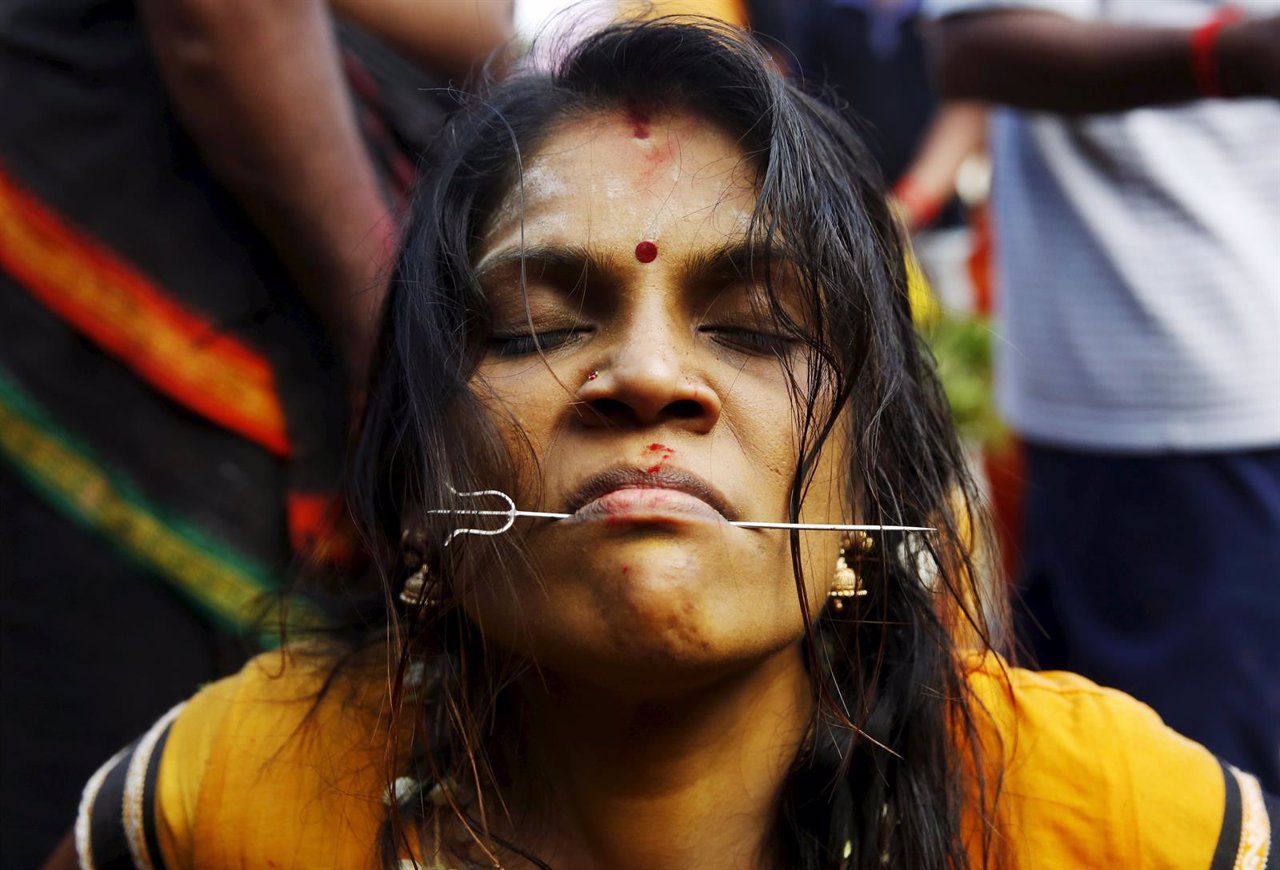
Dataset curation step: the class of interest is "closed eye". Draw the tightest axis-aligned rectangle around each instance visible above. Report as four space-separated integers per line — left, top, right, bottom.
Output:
701 324 798 355
488 328 589 357
701 326 799 357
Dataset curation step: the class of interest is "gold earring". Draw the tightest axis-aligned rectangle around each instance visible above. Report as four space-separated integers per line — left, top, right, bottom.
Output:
399 529 439 610
829 532 870 612
400 564 438 608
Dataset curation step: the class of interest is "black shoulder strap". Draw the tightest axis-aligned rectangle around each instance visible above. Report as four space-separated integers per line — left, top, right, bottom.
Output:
75 703 183 870
1208 759 1276 870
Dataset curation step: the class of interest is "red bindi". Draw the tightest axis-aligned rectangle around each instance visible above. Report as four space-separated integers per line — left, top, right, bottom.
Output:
635 240 658 263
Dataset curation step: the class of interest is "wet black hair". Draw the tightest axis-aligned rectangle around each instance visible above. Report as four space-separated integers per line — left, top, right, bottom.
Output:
333 17 1006 870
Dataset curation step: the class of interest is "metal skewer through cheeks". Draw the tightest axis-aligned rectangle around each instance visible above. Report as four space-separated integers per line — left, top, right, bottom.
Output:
428 486 933 544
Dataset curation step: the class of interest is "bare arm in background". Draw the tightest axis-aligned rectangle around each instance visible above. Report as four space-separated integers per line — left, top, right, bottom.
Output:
893 101 987 232
934 10 1280 114
137 0 513 398
334 0 515 79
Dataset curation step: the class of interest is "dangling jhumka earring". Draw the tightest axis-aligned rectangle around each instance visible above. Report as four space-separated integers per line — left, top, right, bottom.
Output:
399 527 439 611
829 531 872 612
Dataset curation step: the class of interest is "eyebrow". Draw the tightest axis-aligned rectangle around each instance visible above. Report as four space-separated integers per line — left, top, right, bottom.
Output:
473 243 615 287
678 239 791 287
475 239 790 289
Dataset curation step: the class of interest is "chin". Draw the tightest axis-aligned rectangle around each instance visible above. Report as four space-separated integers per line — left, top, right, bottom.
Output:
464 541 810 694
552 584 806 697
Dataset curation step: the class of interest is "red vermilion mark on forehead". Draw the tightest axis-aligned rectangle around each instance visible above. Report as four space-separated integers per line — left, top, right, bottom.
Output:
626 107 651 140
635 240 658 263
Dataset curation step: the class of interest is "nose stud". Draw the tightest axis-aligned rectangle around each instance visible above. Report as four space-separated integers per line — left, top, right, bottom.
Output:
586 370 599 381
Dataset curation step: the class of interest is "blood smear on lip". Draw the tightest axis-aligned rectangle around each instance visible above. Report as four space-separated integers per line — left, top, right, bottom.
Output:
635 241 658 263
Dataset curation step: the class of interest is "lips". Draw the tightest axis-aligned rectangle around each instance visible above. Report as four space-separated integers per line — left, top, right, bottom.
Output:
565 466 736 522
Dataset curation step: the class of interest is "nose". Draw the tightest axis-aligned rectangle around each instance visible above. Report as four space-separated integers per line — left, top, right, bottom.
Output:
575 321 721 433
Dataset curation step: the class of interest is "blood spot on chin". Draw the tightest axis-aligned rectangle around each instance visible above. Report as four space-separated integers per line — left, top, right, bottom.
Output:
635 240 658 263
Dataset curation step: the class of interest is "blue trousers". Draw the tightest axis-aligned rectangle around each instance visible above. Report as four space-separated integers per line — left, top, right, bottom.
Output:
1017 443 1280 792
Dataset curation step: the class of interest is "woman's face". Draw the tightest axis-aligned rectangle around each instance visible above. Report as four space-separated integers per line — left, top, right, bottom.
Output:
465 109 849 693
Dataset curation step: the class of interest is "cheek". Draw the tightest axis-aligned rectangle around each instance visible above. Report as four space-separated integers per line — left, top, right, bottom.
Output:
799 449 852 589
753 392 848 584
470 371 558 499
721 366 836 508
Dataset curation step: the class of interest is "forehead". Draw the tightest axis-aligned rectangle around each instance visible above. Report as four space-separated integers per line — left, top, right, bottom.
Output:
477 109 759 266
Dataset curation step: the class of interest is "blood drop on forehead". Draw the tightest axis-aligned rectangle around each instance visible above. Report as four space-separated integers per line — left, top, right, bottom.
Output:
627 109 651 140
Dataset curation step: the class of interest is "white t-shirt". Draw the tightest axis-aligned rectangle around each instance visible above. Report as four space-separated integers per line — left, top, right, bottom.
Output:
927 0 1280 451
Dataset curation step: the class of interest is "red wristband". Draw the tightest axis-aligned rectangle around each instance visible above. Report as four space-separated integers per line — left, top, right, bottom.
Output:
1191 6 1246 98
892 176 945 230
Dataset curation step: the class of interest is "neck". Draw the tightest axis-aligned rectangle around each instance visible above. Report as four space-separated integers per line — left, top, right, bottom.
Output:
500 645 814 870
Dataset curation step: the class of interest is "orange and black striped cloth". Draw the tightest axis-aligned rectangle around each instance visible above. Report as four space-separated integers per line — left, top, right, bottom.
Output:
77 650 1277 869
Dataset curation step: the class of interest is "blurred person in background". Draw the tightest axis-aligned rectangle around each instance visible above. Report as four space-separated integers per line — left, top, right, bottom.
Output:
747 0 987 238
0 0 511 864
928 0 1280 790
